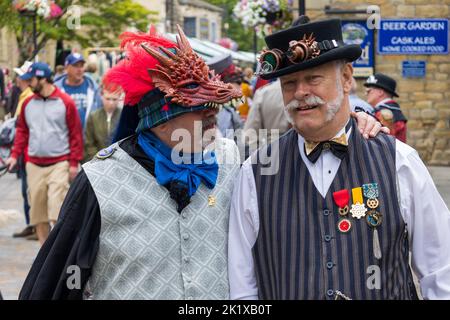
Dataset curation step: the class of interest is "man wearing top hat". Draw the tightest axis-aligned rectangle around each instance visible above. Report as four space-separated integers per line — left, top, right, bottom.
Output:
364 73 407 143
228 16 450 300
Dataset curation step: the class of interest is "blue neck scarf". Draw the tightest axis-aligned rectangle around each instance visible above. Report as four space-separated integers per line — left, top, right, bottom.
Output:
137 131 219 197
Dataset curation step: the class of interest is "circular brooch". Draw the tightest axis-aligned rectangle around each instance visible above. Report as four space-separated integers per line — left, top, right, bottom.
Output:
338 218 352 233
366 210 383 227
96 146 116 160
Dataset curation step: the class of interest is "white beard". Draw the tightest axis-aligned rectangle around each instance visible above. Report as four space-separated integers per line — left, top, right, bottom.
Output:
325 79 344 121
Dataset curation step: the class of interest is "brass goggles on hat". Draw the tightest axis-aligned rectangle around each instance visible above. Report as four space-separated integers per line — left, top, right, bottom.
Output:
258 33 339 75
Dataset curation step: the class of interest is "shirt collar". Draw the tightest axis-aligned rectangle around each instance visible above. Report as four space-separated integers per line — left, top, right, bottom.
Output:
34 86 59 100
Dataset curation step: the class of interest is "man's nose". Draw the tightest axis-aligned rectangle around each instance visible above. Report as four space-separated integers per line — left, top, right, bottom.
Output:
294 82 311 101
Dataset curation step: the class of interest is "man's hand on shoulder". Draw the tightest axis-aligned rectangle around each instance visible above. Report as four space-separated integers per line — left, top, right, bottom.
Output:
351 111 390 139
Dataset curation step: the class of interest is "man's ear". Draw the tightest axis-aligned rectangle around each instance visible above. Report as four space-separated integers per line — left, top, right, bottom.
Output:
342 63 353 94
372 88 382 99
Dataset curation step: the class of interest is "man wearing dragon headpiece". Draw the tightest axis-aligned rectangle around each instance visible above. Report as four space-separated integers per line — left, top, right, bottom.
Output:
19 24 385 300
19 25 241 300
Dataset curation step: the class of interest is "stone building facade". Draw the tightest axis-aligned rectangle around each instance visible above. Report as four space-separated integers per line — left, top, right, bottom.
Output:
0 29 56 84
291 0 450 165
0 29 18 74
135 0 222 41
1 0 222 78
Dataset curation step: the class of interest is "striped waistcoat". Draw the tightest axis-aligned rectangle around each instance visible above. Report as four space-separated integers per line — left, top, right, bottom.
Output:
251 119 418 300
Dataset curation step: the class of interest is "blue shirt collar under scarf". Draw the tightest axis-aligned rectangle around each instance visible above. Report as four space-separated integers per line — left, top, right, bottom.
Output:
137 131 219 197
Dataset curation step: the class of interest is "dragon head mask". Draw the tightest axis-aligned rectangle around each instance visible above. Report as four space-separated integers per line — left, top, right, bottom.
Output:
141 25 242 108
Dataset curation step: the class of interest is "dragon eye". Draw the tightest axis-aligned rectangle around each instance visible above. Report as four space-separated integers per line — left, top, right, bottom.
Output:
182 83 199 89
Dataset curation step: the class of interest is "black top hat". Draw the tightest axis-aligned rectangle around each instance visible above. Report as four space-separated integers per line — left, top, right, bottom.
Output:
258 16 362 80
363 73 399 97
207 54 233 75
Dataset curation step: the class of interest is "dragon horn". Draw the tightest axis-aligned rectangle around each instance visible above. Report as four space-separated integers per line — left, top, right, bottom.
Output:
141 44 173 68
159 46 179 61
175 24 193 53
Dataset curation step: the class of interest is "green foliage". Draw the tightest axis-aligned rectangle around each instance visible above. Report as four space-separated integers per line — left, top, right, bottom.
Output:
0 0 157 63
204 0 264 52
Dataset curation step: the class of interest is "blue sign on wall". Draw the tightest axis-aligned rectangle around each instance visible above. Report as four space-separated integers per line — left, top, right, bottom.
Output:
342 20 374 77
402 60 426 78
378 19 448 55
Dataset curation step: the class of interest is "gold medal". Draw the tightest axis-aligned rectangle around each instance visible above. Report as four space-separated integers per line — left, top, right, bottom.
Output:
362 183 382 260
367 198 379 209
338 205 349 216
333 189 350 217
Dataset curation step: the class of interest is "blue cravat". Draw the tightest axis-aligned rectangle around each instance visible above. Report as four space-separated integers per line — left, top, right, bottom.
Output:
137 131 218 197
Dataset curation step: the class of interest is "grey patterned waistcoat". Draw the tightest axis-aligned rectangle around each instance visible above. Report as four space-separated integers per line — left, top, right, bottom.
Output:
82 138 240 300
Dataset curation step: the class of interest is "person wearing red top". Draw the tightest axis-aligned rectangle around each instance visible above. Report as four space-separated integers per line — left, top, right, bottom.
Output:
364 73 407 143
5 62 83 245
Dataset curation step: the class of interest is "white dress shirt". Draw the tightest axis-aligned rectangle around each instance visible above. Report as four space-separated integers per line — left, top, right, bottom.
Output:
228 126 450 300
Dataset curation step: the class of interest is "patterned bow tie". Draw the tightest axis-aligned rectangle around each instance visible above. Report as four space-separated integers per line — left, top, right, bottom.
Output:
304 133 348 163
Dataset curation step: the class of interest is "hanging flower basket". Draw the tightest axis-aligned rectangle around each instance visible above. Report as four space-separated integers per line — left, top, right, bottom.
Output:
233 0 293 29
12 0 63 20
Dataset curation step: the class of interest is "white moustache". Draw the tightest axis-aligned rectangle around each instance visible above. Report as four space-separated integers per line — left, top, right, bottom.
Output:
285 95 326 111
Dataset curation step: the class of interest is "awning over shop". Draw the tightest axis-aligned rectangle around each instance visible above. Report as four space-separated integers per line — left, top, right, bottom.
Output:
84 35 258 66
165 33 256 64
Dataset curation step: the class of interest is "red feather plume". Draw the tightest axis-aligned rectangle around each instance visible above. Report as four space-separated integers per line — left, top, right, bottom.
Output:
104 26 177 106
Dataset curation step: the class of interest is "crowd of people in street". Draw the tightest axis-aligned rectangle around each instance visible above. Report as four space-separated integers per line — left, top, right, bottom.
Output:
0 53 124 244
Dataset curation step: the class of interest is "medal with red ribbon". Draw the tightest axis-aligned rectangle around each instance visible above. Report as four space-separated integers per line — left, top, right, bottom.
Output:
333 189 350 216
333 189 352 233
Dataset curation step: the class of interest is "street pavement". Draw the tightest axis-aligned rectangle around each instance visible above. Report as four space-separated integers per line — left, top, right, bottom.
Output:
0 173 39 300
0 166 449 300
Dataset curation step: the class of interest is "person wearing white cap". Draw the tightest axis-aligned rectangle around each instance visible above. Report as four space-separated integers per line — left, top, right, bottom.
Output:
8 61 37 240
12 61 34 118
6 62 84 245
